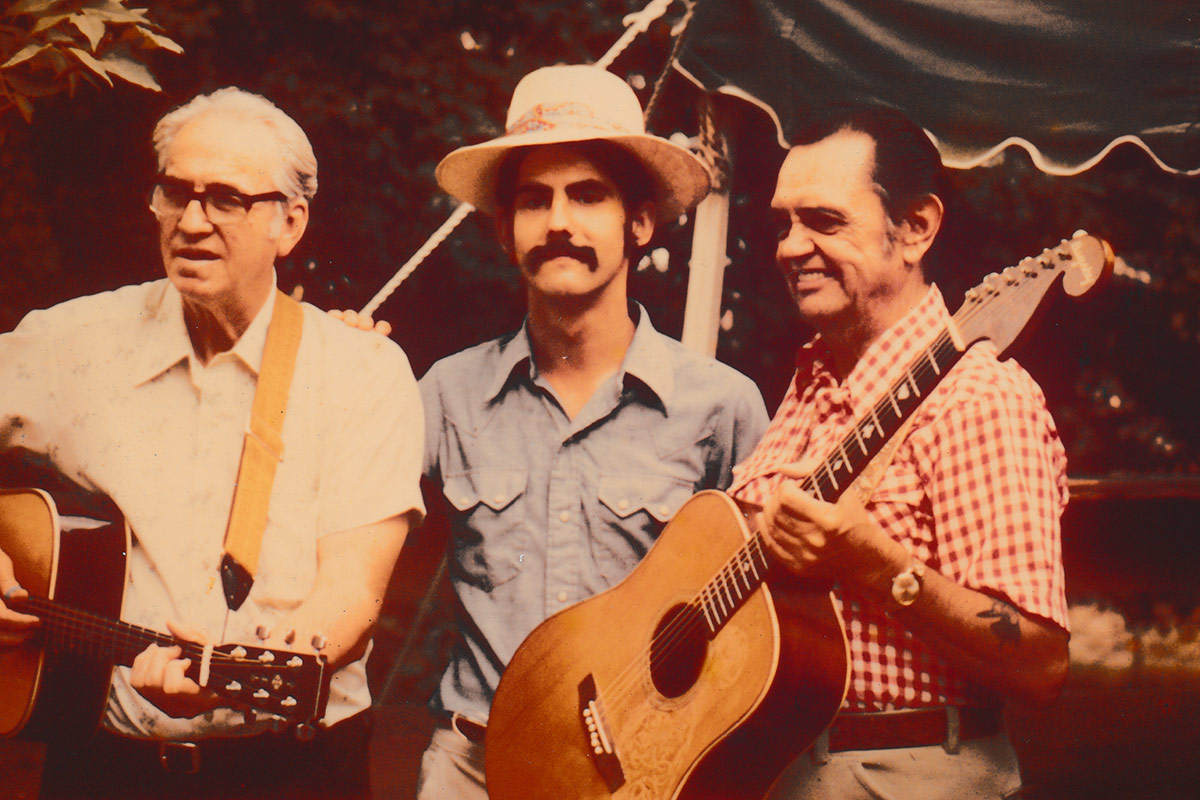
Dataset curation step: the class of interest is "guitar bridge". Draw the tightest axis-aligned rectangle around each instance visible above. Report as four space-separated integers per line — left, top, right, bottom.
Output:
577 673 625 792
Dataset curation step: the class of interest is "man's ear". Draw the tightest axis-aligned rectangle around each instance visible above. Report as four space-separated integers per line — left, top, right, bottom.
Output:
897 193 943 267
495 212 515 257
630 202 655 248
276 198 310 258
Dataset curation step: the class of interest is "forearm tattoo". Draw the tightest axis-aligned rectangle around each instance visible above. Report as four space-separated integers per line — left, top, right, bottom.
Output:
977 600 1022 647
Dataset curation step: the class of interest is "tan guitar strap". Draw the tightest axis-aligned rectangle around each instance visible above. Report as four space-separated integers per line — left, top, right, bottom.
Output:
219 291 304 611
847 410 921 507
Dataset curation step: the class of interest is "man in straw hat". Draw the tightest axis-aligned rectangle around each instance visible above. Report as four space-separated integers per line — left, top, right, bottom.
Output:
413 64 768 798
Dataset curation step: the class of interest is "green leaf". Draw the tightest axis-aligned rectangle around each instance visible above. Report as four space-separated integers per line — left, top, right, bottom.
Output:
67 46 112 85
129 24 184 54
1 43 47 69
31 13 70 34
98 51 159 90
82 2 150 26
8 0 68 16
72 11 108 50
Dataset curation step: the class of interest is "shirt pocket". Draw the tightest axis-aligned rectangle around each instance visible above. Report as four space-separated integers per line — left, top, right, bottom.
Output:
597 473 694 524
592 473 694 583
442 468 529 591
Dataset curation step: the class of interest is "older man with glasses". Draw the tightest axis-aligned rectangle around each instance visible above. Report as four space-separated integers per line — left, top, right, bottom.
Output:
0 87 425 799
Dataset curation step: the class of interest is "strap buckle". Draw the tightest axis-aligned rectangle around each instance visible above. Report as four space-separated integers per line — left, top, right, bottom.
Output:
159 740 201 774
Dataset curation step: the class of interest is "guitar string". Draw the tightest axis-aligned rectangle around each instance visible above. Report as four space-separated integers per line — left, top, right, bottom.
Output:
21 596 298 671
595 270 1048 714
21 597 312 714
595 327 963 712
609 262 1065 714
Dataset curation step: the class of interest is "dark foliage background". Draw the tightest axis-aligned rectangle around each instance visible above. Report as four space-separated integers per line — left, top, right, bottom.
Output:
3 0 1195 477
1 0 1198 704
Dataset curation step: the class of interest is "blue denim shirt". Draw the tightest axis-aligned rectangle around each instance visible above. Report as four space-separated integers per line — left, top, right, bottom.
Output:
420 303 768 722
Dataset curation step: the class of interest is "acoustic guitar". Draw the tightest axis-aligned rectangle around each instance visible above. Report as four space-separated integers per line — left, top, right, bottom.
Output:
484 232 1113 800
0 487 332 741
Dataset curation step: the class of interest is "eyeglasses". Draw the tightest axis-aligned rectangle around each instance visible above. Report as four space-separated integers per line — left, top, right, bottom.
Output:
149 177 288 225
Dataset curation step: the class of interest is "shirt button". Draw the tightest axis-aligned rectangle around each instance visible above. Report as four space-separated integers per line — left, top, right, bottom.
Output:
557 591 568 603
658 505 671 517
493 493 505 505
559 511 570 523
459 496 470 507
617 499 629 511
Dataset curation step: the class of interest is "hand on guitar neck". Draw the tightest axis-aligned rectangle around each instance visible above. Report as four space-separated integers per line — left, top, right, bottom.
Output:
129 619 226 720
0 548 39 647
753 461 908 604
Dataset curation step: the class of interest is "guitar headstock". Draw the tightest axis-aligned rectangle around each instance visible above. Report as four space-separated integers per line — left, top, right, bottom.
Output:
953 231 1114 356
183 640 332 729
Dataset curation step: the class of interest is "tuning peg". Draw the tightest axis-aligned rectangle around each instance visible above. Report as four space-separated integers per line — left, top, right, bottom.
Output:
255 625 271 641
294 723 317 742
284 629 296 645
311 633 327 651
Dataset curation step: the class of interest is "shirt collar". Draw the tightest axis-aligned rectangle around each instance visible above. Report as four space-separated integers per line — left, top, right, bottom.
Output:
132 276 279 386
794 284 950 410
482 301 675 410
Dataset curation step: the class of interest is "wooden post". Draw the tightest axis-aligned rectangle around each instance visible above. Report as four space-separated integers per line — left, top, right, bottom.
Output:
680 94 731 357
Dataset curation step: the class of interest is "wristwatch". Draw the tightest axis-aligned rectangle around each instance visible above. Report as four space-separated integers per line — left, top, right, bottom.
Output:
890 559 926 607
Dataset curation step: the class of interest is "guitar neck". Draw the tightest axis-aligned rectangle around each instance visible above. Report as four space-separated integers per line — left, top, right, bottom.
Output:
17 595 183 668
698 328 964 636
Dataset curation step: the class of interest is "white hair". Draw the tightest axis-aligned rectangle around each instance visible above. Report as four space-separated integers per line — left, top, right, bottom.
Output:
152 87 318 201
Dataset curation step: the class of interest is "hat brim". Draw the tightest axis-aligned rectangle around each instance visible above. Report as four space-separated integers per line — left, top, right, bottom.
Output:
435 128 713 224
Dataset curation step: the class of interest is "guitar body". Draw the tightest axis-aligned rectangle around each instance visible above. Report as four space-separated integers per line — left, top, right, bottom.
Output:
485 491 849 800
485 234 1113 799
0 488 128 741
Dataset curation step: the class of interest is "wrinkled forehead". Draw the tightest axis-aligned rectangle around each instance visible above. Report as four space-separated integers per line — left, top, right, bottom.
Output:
771 130 881 209
161 112 283 192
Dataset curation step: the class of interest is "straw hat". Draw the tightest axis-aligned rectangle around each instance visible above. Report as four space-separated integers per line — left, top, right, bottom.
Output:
435 64 712 223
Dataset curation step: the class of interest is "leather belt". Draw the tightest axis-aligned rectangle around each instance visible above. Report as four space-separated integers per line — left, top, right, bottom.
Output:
441 712 487 745
827 706 1002 754
93 728 317 775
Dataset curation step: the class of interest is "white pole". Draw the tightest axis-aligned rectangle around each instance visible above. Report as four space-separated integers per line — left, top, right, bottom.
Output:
679 190 731 357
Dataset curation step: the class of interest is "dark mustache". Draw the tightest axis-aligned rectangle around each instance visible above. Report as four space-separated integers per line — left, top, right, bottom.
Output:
523 240 599 272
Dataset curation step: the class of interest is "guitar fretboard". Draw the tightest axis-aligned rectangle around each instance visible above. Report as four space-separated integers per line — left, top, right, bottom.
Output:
17 595 178 667
695 330 963 636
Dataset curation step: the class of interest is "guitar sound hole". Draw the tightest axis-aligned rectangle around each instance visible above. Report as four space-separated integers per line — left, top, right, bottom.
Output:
649 603 707 699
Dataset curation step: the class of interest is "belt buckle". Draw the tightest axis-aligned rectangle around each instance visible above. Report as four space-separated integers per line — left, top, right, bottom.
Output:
159 741 200 774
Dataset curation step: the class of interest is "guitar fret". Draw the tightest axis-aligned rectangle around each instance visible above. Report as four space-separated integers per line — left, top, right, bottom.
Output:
868 404 883 437
738 552 754 590
698 593 717 634
836 441 852 477
852 423 868 455
928 348 941 375
712 584 728 619
823 463 839 491
907 367 921 397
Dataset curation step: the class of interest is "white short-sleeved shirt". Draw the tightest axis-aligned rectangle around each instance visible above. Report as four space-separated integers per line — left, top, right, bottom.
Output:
1 278 425 738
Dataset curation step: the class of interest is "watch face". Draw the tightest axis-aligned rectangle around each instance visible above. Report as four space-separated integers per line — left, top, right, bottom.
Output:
892 571 921 606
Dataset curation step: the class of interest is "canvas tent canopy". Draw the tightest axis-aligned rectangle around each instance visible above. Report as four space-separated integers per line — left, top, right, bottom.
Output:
674 0 1200 176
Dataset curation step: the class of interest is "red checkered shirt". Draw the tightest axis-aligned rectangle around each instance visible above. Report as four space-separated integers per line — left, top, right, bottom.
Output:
729 285 1069 711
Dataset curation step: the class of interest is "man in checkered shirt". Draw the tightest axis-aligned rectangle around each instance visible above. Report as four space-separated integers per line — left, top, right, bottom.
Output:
730 105 1070 799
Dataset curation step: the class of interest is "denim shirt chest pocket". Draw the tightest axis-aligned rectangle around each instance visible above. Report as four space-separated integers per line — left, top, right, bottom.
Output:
592 474 694 582
597 474 694 524
442 468 529 591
